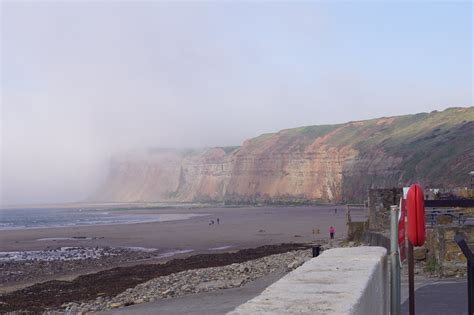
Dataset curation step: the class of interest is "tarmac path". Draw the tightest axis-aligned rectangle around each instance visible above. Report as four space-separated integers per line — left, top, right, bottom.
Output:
99 268 288 315
401 279 468 315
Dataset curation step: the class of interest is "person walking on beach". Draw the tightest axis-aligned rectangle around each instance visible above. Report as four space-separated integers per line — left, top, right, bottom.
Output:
217 217 220 224
329 226 335 239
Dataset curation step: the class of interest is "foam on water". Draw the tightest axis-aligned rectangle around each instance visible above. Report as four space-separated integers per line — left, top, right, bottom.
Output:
0 208 208 231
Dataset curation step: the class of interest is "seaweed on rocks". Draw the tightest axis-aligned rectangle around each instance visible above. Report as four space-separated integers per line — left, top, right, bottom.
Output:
0 243 309 313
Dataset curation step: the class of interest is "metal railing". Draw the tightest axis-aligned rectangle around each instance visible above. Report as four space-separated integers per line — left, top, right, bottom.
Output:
425 208 471 227
454 234 474 315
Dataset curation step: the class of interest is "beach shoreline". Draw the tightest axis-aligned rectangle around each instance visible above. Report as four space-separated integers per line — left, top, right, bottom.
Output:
0 205 352 252
0 205 357 306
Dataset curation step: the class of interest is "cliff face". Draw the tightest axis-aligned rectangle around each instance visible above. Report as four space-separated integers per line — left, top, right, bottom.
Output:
93 148 234 203
92 107 474 203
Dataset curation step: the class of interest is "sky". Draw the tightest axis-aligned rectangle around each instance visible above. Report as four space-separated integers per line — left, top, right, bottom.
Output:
1 1 472 205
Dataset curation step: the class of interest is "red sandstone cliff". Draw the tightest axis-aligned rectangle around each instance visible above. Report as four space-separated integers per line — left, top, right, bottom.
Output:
92 107 473 203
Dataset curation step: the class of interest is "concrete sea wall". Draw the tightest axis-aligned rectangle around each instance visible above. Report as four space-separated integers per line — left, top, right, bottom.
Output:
363 231 390 251
228 246 388 315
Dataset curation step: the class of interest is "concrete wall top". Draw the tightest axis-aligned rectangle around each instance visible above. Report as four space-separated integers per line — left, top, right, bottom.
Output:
228 246 387 315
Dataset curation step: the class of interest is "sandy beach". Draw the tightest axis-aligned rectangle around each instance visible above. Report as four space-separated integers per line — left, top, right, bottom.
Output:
0 205 349 253
0 205 354 289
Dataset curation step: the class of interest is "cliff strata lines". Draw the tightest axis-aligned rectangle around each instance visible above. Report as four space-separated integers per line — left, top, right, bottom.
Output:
92 107 474 204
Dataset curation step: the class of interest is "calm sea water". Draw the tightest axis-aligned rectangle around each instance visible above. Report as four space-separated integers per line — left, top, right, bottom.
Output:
0 208 205 231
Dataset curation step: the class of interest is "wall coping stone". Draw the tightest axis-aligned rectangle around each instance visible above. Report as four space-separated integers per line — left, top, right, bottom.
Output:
228 246 388 315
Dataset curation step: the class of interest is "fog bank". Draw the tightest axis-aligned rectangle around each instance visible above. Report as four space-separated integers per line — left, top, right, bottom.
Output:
1 2 471 205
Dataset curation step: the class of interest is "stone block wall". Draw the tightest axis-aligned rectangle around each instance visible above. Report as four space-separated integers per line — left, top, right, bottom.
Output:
426 225 474 276
368 188 402 230
347 221 368 242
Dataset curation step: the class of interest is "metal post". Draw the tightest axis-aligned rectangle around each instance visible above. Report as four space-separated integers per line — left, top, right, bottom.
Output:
345 205 351 224
390 205 401 315
468 264 473 315
408 242 415 315
454 234 474 315
312 245 321 257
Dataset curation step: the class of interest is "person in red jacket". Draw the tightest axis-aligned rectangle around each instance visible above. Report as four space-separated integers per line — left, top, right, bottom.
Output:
329 226 335 239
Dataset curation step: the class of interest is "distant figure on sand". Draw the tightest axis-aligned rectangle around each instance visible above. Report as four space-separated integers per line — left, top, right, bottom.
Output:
329 226 335 239
217 217 220 224
334 208 337 214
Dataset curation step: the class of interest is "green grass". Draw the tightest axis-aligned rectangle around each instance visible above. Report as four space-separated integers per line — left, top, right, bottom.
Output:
424 257 438 274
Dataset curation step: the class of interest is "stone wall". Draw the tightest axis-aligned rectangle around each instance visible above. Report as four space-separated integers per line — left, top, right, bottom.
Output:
368 188 402 230
229 247 388 315
347 222 368 242
426 225 474 276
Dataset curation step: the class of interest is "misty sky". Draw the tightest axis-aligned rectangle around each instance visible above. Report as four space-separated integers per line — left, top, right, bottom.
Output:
1 1 472 205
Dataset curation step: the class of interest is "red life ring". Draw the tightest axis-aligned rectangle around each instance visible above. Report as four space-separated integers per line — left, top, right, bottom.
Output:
406 184 426 246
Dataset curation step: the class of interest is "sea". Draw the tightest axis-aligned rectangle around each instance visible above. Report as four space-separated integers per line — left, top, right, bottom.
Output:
0 207 206 231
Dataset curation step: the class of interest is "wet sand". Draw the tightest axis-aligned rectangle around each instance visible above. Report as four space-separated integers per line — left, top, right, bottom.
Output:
0 205 358 294
0 205 350 253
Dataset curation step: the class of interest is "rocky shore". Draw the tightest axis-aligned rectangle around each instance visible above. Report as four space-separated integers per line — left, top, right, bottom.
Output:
0 243 314 314
0 247 175 288
63 249 312 314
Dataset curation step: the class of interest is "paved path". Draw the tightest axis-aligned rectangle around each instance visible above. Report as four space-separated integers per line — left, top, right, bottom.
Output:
100 262 469 315
99 269 287 315
401 279 468 315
